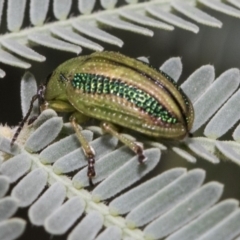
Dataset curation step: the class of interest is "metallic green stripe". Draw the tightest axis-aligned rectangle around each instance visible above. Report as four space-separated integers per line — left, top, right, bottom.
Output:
72 73 178 124
88 53 190 129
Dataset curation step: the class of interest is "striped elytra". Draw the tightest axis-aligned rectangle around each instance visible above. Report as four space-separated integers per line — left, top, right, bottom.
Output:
71 73 177 124
44 51 194 139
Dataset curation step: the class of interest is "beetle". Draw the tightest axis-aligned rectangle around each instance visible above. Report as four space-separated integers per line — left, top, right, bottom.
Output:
12 51 194 184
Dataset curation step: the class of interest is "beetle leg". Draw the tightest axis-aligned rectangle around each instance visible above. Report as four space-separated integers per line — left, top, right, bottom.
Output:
101 122 146 163
46 100 75 112
69 113 95 185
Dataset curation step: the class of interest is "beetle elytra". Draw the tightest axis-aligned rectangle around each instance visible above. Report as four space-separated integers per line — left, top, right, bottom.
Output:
12 51 194 184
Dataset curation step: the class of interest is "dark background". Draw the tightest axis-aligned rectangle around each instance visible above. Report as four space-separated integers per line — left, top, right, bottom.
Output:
1 0 240 239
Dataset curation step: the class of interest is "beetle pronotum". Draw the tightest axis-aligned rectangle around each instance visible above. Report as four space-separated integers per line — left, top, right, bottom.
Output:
12 51 194 184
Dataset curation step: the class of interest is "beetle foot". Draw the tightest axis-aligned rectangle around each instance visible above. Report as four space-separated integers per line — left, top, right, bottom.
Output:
87 157 96 186
138 154 147 164
135 144 146 164
89 177 94 187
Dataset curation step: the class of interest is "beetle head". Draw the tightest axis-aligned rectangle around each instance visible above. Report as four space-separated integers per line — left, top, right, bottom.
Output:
44 56 88 101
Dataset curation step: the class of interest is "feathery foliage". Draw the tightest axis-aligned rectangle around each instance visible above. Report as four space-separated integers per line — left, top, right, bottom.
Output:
0 0 239 77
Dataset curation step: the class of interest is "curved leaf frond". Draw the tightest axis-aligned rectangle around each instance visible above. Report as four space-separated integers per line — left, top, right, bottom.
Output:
0 0 238 77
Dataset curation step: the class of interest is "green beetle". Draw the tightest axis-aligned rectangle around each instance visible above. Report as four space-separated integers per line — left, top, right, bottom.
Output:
12 51 194 183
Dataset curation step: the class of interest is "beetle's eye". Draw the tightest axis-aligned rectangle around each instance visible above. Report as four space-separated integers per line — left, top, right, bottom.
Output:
45 72 53 85
59 73 68 82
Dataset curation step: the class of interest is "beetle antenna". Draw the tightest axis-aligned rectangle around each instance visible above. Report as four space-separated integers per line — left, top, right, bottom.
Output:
11 85 46 146
59 73 68 82
11 95 38 146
